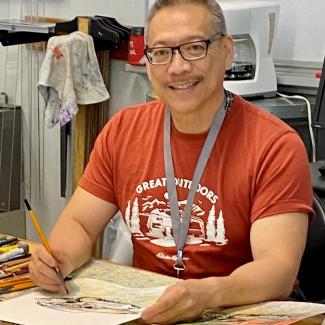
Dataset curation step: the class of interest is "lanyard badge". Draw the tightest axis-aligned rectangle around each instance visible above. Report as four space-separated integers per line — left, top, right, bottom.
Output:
164 90 233 277
174 249 185 277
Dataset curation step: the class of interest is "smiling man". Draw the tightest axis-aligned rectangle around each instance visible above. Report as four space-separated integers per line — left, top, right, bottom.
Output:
145 1 232 134
29 1 313 324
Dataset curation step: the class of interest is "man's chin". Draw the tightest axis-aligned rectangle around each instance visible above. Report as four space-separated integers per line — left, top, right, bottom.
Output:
167 102 199 115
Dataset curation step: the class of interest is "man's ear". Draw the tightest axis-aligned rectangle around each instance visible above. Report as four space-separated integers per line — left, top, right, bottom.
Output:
223 35 234 71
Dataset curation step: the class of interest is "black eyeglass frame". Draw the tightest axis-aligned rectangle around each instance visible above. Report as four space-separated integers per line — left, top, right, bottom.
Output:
144 32 225 65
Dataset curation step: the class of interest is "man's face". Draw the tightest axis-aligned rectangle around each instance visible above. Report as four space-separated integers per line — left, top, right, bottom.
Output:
146 3 233 115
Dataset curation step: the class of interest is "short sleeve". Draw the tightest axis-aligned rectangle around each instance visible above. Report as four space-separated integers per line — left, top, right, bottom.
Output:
78 114 119 204
251 131 314 222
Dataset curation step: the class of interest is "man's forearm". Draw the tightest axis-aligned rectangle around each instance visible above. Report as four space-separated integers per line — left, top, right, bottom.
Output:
48 215 93 275
203 259 297 310
140 258 297 325
47 187 118 276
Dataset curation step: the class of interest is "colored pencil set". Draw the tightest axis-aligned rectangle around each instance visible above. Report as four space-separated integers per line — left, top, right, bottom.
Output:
0 235 36 295
0 199 70 296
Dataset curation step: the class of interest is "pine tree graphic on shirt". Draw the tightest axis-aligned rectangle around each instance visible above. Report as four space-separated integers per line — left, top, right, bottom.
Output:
206 205 216 241
215 210 228 245
130 198 142 235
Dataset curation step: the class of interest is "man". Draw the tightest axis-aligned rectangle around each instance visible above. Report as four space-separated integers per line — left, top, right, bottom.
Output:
29 0 313 324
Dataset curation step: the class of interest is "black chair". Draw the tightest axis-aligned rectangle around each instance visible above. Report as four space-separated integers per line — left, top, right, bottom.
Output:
294 193 325 303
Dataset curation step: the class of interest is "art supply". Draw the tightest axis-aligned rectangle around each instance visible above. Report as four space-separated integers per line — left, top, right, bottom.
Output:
0 281 35 294
0 256 31 268
0 256 35 294
0 243 29 253
24 199 69 294
4 261 30 273
0 274 32 287
0 253 31 264
0 271 13 280
12 267 29 276
0 244 29 262
0 236 18 247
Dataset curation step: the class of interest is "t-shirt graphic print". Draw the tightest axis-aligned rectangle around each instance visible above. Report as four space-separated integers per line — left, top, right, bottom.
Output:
125 177 228 248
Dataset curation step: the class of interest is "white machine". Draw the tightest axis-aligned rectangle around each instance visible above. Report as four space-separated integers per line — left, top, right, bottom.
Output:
220 1 280 98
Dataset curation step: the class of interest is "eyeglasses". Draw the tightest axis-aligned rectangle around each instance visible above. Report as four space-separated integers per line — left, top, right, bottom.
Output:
144 33 224 65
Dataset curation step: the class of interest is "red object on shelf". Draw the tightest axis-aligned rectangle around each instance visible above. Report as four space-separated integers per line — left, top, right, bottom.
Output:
316 71 322 79
111 41 129 60
128 27 145 66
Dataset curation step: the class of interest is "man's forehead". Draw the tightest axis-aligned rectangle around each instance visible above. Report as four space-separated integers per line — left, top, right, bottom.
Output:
149 3 211 26
147 4 213 44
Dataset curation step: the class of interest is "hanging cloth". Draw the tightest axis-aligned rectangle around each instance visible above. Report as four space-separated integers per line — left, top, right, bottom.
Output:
38 31 109 128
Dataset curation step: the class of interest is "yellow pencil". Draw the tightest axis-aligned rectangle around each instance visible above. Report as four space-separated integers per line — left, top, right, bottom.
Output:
0 275 32 288
0 274 31 283
0 281 36 294
4 261 30 273
24 199 69 294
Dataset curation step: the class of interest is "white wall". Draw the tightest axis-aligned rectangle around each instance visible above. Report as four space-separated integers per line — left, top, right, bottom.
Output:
273 0 325 63
148 0 325 63
43 0 147 26
0 0 147 25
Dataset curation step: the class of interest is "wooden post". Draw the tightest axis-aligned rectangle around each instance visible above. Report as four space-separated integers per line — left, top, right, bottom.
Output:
71 17 110 258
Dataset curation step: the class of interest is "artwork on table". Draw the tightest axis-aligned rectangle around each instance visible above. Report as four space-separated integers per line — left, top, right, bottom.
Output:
36 296 142 314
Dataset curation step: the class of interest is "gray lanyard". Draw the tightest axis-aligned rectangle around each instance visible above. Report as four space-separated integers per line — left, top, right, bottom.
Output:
164 92 231 277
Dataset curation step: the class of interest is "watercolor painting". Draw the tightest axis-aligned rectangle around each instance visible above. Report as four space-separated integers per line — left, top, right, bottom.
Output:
36 296 142 314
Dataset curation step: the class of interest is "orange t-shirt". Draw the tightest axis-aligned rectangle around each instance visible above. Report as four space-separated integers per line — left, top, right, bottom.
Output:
79 95 313 279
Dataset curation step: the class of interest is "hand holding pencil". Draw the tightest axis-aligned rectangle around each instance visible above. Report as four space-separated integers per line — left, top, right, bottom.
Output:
24 199 69 294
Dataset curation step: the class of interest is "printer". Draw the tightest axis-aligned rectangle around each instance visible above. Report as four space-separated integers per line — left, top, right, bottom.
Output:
220 0 280 98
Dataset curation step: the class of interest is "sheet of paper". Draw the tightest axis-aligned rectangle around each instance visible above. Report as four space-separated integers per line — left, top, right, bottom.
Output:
0 277 168 325
0 290 140 325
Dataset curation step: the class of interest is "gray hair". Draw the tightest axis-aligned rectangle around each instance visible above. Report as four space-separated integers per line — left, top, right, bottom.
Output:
145 0 227 45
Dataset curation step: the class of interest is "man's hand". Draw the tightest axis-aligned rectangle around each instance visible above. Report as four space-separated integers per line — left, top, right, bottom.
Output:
140 212 308 324
28 187 118 293
29 245 73 293
140 279 212 324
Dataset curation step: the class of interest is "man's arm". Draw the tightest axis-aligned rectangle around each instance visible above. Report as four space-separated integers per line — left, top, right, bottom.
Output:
141 212 308 324
29 186 118 292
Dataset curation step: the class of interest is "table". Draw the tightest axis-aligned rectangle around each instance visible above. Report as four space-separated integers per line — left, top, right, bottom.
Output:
0 238 325 325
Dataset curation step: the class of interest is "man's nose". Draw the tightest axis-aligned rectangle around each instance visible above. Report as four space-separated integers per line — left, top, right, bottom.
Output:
167 49 191 74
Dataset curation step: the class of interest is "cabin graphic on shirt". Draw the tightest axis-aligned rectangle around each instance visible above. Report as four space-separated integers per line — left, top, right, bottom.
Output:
124 192 228 247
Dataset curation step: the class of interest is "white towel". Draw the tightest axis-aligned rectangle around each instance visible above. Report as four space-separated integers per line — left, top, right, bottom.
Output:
38 31 110 128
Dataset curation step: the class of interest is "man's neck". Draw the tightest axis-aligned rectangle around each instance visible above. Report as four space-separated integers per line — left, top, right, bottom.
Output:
169 93 225 134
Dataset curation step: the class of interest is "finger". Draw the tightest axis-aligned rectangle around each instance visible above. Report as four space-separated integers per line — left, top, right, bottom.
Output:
38 246 59 268
141 284 203 324
141 286 184 323
48 246 72 277
29 258 60 285
32 247 60 280
29 247 63 292
37 245 71 278
29 259 64 293
142 306 199 325
30 275 64 293
141 301 197 325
